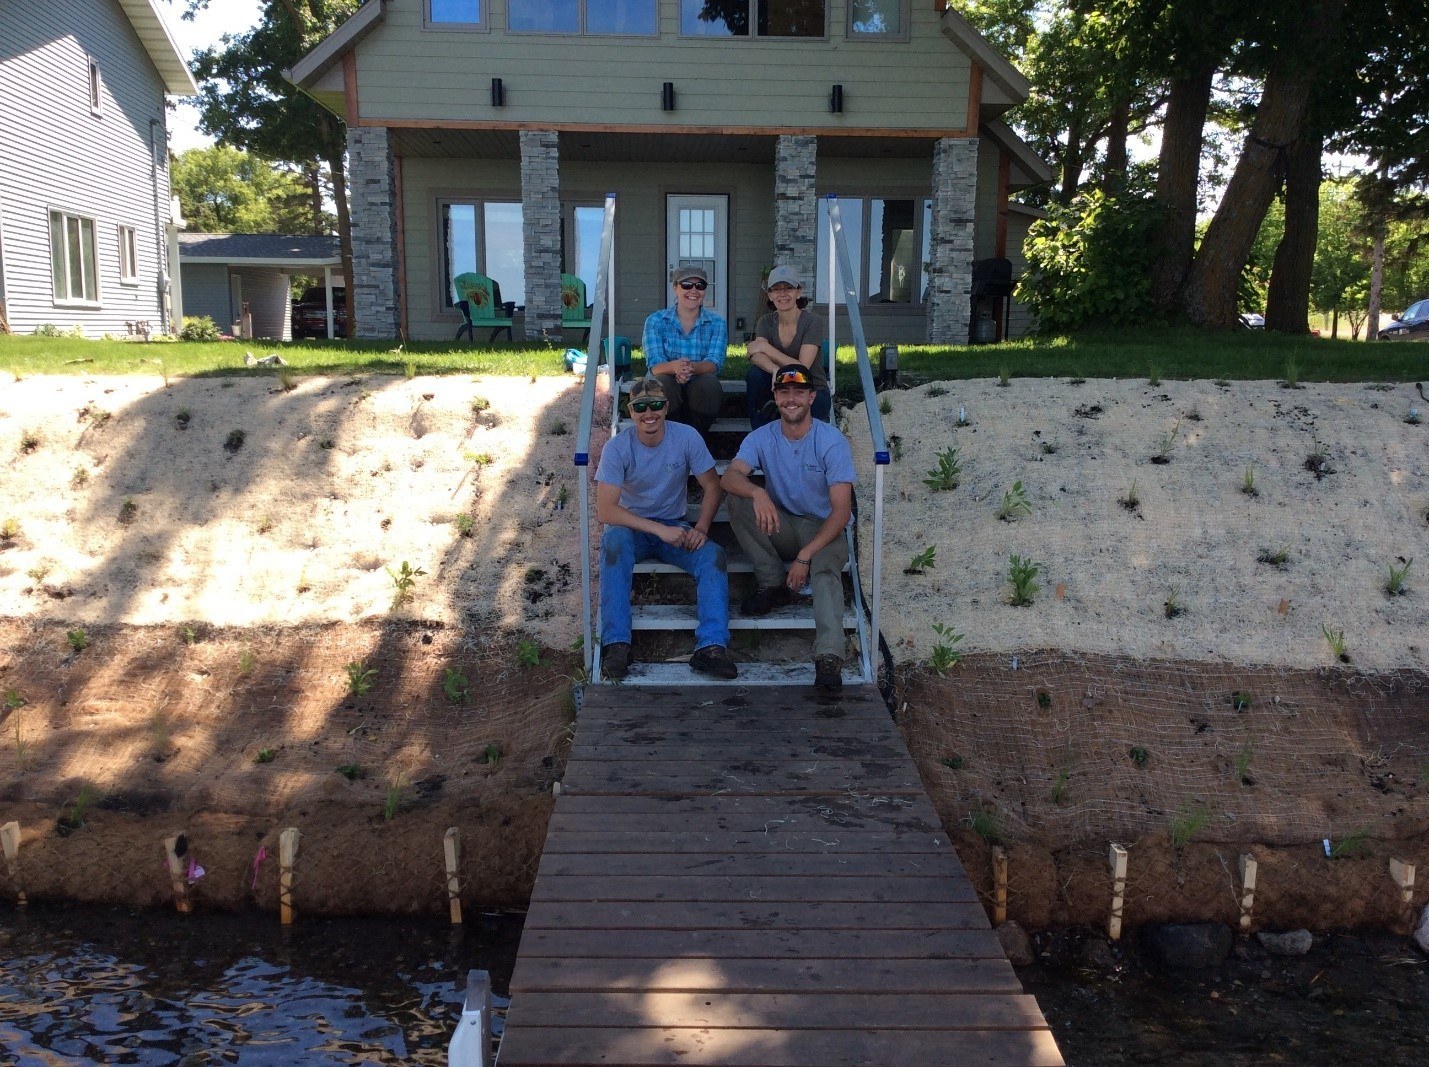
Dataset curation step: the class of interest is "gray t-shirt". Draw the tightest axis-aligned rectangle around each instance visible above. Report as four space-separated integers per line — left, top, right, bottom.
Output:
595 421 714 522
755 310 828 391
734 419 856 520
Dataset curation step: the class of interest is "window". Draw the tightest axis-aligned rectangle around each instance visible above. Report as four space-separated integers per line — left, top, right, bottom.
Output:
849 0 905 37
569 204 606 297
118 225 138 284
87 58 102 114
681 0 826 38
429 0 482 25
442 200 525 308
508 1 656 34
815 197 932 306
50 210 100 304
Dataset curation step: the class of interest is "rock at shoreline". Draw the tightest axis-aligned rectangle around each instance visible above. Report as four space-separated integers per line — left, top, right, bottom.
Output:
1080 936 1119 971
1415 906 1429 955
997 921 1035 966
1144 923 1233 968
1258 929 1314 956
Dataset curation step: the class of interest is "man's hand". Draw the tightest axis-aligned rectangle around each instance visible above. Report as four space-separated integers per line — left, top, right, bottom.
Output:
655 523 686 547
785 557 810 591
682 526 709 551
673 358 693 384
752 489 780 536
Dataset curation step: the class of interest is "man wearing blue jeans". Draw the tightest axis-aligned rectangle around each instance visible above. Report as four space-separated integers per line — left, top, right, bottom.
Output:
595 377 737 682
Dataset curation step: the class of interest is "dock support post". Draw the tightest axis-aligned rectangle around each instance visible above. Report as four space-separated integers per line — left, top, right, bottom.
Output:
1238 854 1258 932
992 846 1008 925
164 835 192 914
445 827 462 925
447 968 493 1066
1 821 24 906
1107 843 1128 941
1390 858 1415 906
279 827 300 925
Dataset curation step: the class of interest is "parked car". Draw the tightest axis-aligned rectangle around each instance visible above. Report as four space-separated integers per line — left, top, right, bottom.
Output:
1238 312 1265 329
1378 299 1429 340
291 286 347 339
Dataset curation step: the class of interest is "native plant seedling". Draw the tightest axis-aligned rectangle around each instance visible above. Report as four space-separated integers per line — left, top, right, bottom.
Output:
1163 588 1184 619
941 754 964 770
346 660 377 697
997 366 1011 387
175 408 191 429
929 623 963 673
1068 373 1086 386
888 434 903 462
1305 435 1332 478
1281 359 1302 389
996 481 1032 521
27 564 51 585
556 484 569 510
1036 690 1052 709
4 689 25 711
1322 624 1349 663
66 628 88 652
254 747 276 765
336 763 367 781
968 808 1001 843
1008 555 1040 606
454 513 475 537
19 430 40 454
224 429 245 453
237 650 256 676
1257 547 1290 568
118 496 138 525
905 545 937 575
59 785 95 834
13 715 29 769
926 385 949 398
1235 741 1255 785
878 394 892 415
1147 365 1161 387
470 396 490 413
255 515 273 535
1183 407 1202 422
922 447 961 491
181 625 198 646
1119 481 1140 512
71 466 90 489
1051 764 1071 804
483 744 502 765
442 667 469 704
1386 557 1413 597
405 360 417 380
0 518 17 541
1170 803 1211 848
1328 830 1369 859
1040 440 1057 455
279 369 297 392
1231 691 1252 712
550 419 569 436
516 640 542 668
466 452 493 466
387 561 427 609
1128 746 1151 768
383 778 407 821
1241 467 1258 497
1214 378 1230 388
1151 420 1179 464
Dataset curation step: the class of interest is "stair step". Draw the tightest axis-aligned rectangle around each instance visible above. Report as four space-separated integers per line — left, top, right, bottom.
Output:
710 416 751 433
632 550 849 576
622 379 748 395
630 603 856 631
606 660 867 687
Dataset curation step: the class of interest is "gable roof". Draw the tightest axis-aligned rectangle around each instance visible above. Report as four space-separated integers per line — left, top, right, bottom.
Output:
179 233 341 267
117 0 198 96
289 0 386 88
939 5 1030 107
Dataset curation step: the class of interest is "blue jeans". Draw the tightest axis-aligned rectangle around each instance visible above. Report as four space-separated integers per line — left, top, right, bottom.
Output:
746 366 831 429
600 523 730 650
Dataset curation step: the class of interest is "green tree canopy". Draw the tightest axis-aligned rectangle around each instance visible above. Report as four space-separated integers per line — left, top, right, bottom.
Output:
172 147 316 234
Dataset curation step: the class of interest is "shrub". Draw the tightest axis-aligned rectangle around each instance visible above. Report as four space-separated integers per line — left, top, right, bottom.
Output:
180 315 222 342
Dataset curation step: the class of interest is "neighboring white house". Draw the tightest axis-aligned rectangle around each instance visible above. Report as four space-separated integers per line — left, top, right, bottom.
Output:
0 0 196 337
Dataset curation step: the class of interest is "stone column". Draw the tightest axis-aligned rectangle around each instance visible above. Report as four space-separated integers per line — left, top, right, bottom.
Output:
346 126 400 339
925 136 978 344
520 130 562 342
774 135 817 284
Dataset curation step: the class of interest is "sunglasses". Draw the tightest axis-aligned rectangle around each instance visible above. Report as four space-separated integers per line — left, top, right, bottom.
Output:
677 279 708 291
630 399 668 413
768 284 797 293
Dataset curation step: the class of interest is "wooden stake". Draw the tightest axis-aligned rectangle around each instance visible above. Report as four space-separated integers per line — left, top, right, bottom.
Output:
279 827 300 926
164 835 192 914
1107 843 1128 941
1390 858 1416 906
444 826 463 925
1238 854 1258 932
991 846 1008 926
1 820 24 906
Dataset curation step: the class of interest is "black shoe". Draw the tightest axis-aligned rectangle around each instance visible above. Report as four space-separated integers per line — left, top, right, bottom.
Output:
741 585 792 616
814 655 843 693
601 642 631 681
690 644 738 680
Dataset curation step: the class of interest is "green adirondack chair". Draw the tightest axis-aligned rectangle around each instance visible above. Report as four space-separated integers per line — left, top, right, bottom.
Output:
453 272 514 342
561 273 593 340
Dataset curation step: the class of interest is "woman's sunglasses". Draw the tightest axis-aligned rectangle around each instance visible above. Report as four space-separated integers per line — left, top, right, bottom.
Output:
630 399 668 413
678 279 708 291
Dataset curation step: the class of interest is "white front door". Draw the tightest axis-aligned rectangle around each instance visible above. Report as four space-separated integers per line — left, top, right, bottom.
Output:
666 194 728 322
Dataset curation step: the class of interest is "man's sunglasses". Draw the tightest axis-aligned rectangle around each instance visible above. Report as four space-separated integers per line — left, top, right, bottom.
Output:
678 279 708 291
630 399 668 413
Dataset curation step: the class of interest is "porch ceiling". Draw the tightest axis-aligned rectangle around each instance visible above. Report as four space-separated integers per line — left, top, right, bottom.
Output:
388 129 938 163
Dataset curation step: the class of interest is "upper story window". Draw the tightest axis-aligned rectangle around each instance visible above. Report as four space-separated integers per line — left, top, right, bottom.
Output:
681 0 826 38
429 0 482 25
87 58 102 114
50 210 100 304
848 0 905 38
508 1 656 35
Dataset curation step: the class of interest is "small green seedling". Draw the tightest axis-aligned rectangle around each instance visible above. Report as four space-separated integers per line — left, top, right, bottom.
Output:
1234 740 1255 785
922 447 961 492
1328 831 1368 859
926 385 949 398
118 496 138 525
66 628 88 652
1051 765 1071 804
1257 547 1289 568
224 429 245 453
4 689 26 710
516 640 542 668
996 481 1032 521
941 754 964 771
383 778 407 821
336 763 367 781
1040 440 1057 455
1170 803 1211 848
1406 408 1422 426
470 396 490 413
1119 481 1140 512
404 360 417 380
997 366 1011 387
346 660 377 697
483 744 502 765
889 434 903 462
1128 746 1151 768
1036 690 1052 709
0 518 17 541
238 650 256 676
71 466 90 489
454 513 475 537
175 409 191 429
181 625 198 646
387 561 428 608
556 484 569 509
1231 691 1252 712
278 369 297 392
905 545 937 575
59 785 95 833
968 808 1001 843
27 564 51 585
550 419 569 436
467 452 494 466
254 747 277 765
1281 359 1301 389
19 430 40 454
929 623 963 673
1163 588 1184 619
1322 624 1349 663
1152 420 1179 463
878 394 892 415
442 667 469 704
1386 557 1413 597
1007 555 1040 606
1147 365 1161 387
1241 467 1258 497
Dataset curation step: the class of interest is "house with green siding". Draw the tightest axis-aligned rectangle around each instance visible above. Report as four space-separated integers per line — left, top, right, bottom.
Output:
291 1 1048 345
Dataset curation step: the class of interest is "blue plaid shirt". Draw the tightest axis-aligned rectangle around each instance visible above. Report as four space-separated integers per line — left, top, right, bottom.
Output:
641 305 727 371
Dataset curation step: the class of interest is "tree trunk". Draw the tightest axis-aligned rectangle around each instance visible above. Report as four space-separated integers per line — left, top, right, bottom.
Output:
1181 0 1346 328
1265 128 1323 333
1056 111 1085 205
1366 227 1385 340
320 114 354 339
1149 63 1215 315
1331 307 1338 338
1101 96 1131 193
306 161 323 236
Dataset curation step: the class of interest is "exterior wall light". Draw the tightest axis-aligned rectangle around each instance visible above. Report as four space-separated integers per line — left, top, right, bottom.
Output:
829 84 844 113
491 78 505 107
661 82 676 111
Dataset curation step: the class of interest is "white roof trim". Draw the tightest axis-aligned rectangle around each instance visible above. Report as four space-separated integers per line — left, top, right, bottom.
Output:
289 0 386 88
182 256 343 267
118 0 197 96
983 119 1054 186
1007 202 1049 219
939 7 1030 106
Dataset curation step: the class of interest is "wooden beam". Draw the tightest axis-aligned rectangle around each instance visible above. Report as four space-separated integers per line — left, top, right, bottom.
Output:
342 52 359 127
1238 854 1258 932
1107 843 1128 941
1 820 24 906
991 846 1008 926
445 827 463 925
164 835 192 914
1390 858 1415 906
279 827 301 926
965 64 983 136
355 117 973 139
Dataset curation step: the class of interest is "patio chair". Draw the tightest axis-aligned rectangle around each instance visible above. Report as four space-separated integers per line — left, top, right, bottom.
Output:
453 272 514 343
561 273 593 341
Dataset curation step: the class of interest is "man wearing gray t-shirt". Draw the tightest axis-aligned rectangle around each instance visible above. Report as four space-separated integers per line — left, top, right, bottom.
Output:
595 377 737 682
721 365 856 693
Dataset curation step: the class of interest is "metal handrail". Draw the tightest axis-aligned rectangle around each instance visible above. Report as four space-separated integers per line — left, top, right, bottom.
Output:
824 195 890 681
573 194 618 679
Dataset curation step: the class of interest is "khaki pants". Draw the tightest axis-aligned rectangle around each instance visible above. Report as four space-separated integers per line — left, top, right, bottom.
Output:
728 494 849 659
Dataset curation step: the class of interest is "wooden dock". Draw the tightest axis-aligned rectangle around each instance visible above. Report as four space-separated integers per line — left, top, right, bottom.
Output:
497 684 1064 1067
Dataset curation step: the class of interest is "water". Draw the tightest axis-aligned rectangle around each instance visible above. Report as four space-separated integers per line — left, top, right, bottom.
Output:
0 904 522 1065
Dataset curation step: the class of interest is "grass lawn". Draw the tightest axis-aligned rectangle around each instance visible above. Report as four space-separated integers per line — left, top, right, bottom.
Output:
1 327 1421 384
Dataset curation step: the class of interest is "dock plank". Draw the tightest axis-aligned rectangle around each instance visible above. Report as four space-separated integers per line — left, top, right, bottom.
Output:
515 928 1006 960
534 850 964 879
521 900 993 931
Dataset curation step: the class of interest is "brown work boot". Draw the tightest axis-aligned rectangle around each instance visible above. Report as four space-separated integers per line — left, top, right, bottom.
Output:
601 642 631 681
690 644 738 680
740 585 792 616
813 655 843 694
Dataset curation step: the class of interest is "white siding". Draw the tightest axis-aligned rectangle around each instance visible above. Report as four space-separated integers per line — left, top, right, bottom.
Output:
0 0 172 336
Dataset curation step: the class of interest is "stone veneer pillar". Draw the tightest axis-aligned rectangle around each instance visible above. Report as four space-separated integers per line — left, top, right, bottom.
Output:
774 135 818 286
346 126 401 339
925 137 979 344
520 130 562 342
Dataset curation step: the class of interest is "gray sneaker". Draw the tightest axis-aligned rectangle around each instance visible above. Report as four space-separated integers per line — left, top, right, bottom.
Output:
690 644 738 680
